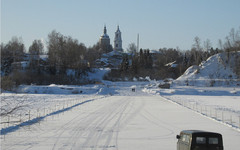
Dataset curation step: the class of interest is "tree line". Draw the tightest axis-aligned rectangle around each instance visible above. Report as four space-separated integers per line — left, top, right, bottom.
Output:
105 27 240 81
1 27 240 90
1 30 107 90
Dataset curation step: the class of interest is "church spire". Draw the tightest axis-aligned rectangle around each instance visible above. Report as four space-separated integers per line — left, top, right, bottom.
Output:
114 25 123 52
117 25 120 31
99 25 110 53
104 25 107 34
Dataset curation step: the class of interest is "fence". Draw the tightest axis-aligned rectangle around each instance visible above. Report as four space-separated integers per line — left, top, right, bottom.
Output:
173 99 240 130
173 79 240 87
1 98 85 130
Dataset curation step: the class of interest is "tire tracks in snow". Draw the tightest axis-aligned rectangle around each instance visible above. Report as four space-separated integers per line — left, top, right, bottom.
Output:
80 96 132 149
3 96 146 150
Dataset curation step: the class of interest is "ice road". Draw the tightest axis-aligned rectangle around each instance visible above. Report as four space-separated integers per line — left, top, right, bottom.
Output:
1 86 240 150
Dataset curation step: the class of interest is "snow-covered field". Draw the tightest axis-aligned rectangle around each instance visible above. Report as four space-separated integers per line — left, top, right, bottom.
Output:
144 84 240 130
1 81 240 150
0 84 107 129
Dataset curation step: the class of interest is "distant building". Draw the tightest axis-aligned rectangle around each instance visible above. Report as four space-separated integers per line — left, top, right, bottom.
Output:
99 25 110 48
99 25 123 53
114 25 123 52
95 50 123 69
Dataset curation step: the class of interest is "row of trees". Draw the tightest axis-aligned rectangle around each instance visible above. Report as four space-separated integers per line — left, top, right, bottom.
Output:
105 27 240 81
47 30 88 75
1 30 114 75
1 37 25 75
117 49 153 78
1 27 240 88
1 30 108 88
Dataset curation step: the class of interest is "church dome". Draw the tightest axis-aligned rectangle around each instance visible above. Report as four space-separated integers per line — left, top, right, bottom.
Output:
99 25 111 53
100 25 110 40
100 33 109 39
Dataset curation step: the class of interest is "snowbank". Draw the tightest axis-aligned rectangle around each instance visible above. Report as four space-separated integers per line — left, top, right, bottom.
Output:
174 52 240 86
87 68 111 81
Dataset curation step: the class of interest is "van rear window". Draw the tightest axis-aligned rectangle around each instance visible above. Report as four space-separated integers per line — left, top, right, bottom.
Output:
196 137 206 144
209 138 219 144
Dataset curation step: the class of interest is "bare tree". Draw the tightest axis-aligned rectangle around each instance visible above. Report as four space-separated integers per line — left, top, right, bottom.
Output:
204 39 212 52
1 37 25 75
224 28 240 52
235 27 240 50
47 30 88 76
4 37 25 62
127 43 137 54
29 39 44 55
192 36 202 51
29 39 44 70
0 95 28 116
191 36 203 65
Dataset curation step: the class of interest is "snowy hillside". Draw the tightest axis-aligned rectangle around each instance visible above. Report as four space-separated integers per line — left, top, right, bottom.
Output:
174 52 240 86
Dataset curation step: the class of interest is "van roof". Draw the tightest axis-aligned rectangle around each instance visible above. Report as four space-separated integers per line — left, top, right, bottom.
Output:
181 130 221 135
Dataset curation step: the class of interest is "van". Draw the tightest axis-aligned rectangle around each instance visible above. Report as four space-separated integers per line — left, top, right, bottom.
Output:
176 130 223 150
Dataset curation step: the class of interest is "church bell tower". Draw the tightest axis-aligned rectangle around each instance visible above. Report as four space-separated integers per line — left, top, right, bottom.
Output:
114 25 123 52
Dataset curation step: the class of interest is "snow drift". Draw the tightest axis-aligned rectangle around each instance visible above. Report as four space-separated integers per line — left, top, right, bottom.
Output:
174 52 240 86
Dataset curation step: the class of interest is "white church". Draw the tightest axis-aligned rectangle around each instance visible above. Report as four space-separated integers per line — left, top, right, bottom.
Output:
99 25 123 52
96 25 124 68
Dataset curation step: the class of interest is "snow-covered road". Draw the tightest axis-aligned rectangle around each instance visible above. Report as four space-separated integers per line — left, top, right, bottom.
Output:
1 93 240 150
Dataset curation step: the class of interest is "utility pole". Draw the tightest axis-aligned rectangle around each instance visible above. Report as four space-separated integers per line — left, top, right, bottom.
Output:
137 34 139 52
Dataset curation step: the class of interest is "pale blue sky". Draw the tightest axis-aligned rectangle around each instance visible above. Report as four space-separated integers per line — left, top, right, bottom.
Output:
1 0 240 51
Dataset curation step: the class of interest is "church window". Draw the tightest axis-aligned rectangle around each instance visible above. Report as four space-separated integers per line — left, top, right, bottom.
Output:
116 44 118 48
